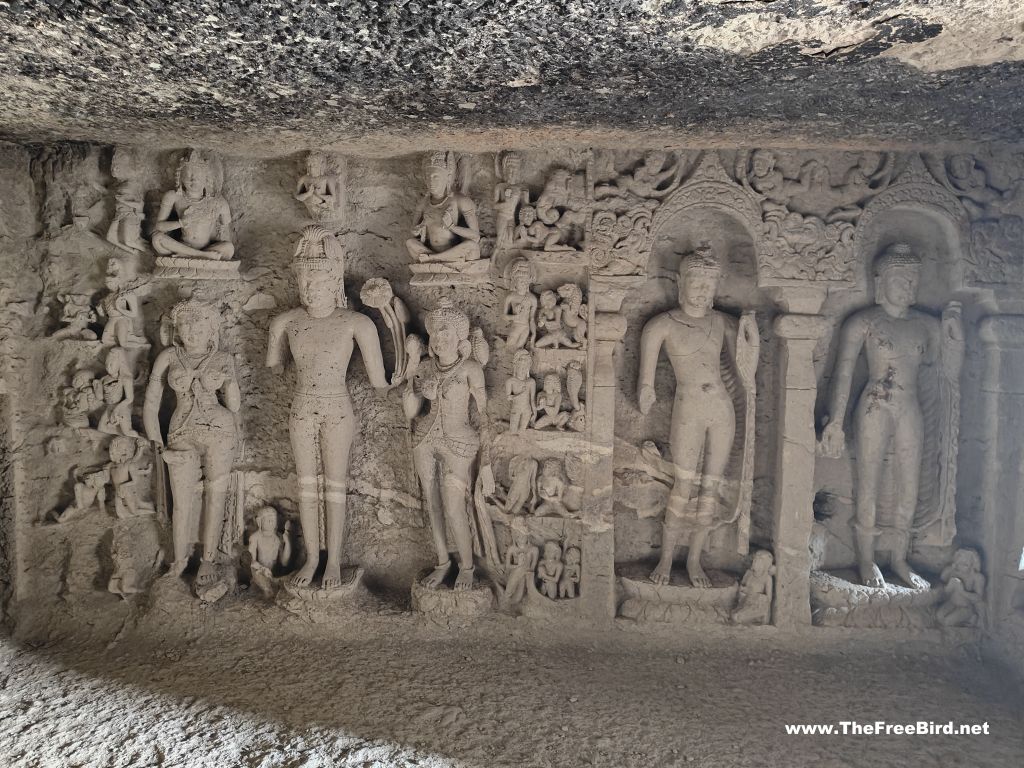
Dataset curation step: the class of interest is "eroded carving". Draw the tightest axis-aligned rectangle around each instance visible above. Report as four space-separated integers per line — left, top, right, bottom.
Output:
638 245 758 588
819 244 964 588
502 258 538 351
295 152 344 223
404 299 494 592
730 550 774 625
144 299 241 589
267 226 389 592
106 147 147 253
936 548 984 628
152 149 238 279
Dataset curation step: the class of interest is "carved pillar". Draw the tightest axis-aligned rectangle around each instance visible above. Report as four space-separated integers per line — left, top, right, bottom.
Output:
583 275 644 619
979 315 1024 627
771 312 830 627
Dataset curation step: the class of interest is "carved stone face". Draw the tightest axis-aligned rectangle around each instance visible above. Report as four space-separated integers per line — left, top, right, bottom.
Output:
512 355 531 379
295 264 338 311
679 271 719 313
878 265 919 310
948 154 973 179
182 159 209 199
429 322 460 359
752 151 774 176
520 206 536 226
176 315 215 353
307 153 328 177
644 150 667 169
427 166 451 198
105 260 122 290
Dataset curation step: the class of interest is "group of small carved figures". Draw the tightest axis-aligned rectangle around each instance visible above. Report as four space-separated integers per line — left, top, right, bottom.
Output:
39 145 988 628
500 526 581 609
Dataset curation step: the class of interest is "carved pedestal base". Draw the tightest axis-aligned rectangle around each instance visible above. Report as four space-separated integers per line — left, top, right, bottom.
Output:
810 570 939 629
278 566 365 604
617 563 739 625
411 574 494 624
409 259 491 286
154 256 241 280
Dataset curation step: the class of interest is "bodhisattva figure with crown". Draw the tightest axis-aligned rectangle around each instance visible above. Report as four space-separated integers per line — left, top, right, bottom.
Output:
404 299 495 591
151 149 235 261
820 243 964 588
405 151 481 264
266 225 389 590
638 245 759 588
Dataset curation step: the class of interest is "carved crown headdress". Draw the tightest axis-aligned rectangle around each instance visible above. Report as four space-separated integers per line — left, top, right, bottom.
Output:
679 241 721 278
292 225 347 307
424 297 470 340
425 150 455 172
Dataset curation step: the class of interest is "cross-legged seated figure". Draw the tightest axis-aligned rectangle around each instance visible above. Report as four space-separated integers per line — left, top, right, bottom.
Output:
144 300 240 586
405 151 481 264
638 245 758 588
820 243 963 588
267 225 389 590
404 299 494 591
151 149 235 261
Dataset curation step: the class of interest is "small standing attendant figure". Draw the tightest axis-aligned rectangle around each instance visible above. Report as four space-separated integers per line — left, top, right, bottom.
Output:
144 300 241 586
559 546 581 598
266 226 389 590
494 151 531 250
502 258 538 351
405 151 481 264
151 149 234 261
404 299 495 591
536 541 563 599
506 350 536 434
638 244 759 588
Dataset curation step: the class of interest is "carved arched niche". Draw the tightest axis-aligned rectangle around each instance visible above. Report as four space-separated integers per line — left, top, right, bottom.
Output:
854 171 970 304
814 170 970 578
614 199 776 578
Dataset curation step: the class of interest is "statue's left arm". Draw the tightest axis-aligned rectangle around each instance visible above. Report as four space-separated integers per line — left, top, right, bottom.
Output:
354 314 390 389
450 197 481 242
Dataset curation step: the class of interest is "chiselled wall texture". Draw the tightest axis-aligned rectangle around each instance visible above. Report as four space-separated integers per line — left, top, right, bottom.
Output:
1 140 1023 673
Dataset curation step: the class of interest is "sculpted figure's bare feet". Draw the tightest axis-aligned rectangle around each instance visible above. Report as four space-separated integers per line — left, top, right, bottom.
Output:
892 559 928 590
649 562 672 586
454 565 475 591
290 561 317 589
195 560 217 586
687 560 712 589
322 561 343 590
860 561 886 588
423 560 452 590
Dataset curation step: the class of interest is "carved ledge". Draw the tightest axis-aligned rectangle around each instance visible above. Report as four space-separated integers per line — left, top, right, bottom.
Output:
409 259 491 287
154 256 241 280
773 313 831 341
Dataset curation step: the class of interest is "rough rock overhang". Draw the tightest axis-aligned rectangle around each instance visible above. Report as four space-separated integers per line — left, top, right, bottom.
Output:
1 0 1023 154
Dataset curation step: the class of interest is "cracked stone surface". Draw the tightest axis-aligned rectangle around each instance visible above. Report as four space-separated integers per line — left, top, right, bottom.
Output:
0 1 1023 153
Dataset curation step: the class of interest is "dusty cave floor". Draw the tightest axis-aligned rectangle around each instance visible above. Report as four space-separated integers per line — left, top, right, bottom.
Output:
0 599 1021 768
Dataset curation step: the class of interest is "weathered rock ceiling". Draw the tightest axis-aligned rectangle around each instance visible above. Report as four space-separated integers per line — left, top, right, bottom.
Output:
1 1 1023 154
